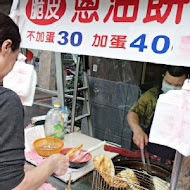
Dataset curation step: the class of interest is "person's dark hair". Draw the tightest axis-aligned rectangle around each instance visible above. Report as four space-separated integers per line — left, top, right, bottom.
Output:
165 65 189 78
0 12 21 51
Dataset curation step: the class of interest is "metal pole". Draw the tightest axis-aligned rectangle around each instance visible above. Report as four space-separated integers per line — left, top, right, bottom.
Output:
170 151 184 190
55 52 65 107
10 0 20 13
71 56 80 132
141 62 147 85
82 55 93 136
83 71 93 136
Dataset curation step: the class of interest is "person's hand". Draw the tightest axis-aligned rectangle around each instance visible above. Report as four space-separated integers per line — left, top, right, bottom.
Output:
133 128 148 150
49 154 70 176
24 164 35 172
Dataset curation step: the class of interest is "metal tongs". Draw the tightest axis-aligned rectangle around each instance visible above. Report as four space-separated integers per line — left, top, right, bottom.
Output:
140 148 152 174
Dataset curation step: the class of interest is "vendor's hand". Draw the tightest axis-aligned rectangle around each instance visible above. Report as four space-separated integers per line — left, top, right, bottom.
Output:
133 129 148 150
50 154 70 176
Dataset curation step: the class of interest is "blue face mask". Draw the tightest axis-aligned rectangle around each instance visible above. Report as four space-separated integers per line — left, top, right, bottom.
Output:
161 80 182 94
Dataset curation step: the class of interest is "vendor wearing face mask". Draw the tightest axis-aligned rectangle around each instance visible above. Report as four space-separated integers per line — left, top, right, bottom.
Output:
127 65 188 162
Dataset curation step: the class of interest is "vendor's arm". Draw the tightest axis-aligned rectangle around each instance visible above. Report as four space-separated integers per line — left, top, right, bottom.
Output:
127 88 158 149
127 112 148 149
13 154 69 190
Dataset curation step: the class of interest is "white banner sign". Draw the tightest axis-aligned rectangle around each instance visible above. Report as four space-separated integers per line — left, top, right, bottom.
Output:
16 0 190 66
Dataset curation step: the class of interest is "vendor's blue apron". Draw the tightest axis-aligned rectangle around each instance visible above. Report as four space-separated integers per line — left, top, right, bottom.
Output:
145 89 176 161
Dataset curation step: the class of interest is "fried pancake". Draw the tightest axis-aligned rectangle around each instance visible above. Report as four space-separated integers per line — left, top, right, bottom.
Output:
66 144 83 157
115 169 140 190
93 155 115 185
112 172 129 188
93 155 140 189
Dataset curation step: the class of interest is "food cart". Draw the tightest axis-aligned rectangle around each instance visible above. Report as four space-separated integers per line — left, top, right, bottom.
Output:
11 0 190 189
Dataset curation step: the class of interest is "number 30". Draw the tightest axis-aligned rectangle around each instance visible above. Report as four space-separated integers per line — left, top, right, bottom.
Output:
58 31 82 47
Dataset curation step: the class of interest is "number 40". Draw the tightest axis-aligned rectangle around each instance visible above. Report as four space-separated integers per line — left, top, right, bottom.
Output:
130 34 170 54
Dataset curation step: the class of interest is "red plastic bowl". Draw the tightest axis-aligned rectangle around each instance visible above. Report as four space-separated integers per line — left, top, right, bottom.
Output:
60 148 92 168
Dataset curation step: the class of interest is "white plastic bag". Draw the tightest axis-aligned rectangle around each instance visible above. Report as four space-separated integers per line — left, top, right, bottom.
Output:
3 53 37 106
149 80 190 156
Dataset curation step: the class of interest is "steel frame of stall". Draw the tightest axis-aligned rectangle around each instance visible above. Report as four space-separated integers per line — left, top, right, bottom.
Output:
12 1 184 189
33 53 93 136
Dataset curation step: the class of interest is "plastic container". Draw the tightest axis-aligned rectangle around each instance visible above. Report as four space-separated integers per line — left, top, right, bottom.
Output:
44 103 62 137
54 123 64 139
60 106 69 130
33 137 64 157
